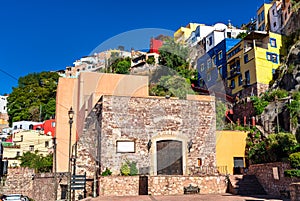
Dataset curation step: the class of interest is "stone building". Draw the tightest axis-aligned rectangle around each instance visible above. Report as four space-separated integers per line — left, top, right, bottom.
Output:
76 94 216 178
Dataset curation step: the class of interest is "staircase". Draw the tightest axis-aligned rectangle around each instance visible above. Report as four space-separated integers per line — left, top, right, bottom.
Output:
228 175 267 196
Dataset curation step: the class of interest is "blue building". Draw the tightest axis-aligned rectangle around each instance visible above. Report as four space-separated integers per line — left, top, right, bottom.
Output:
197 38 241 90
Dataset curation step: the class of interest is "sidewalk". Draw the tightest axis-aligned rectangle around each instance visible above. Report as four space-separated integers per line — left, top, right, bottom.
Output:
82 194 289 201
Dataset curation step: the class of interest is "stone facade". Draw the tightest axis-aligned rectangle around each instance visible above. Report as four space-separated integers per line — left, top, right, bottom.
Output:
148 175 226 195
98 175 226 196
290 182 300 201
76 95 216 179
248 162 300 196
0 168 70 201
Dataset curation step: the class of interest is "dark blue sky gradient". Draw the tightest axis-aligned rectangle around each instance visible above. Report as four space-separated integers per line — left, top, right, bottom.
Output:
0 0 265 94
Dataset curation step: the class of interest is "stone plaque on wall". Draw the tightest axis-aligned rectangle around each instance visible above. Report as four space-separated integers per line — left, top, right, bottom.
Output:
272 167 279 180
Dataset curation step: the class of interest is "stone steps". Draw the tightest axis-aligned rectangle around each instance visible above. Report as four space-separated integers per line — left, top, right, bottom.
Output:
228 174 267 196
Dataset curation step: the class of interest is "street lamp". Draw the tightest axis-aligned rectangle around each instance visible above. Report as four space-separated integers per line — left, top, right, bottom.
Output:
68 107 74 201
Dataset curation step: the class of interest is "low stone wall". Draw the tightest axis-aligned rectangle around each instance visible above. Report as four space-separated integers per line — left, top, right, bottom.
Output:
248 162 300 196
99 176 140 196
290 182 300 201
148 176 226 195
0 168 70 201
99 175 227 196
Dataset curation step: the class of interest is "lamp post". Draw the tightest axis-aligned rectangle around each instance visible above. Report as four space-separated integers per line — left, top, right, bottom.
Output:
68 107 74 201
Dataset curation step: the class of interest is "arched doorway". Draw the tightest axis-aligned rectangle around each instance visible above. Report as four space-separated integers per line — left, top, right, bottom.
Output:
156 140 183 175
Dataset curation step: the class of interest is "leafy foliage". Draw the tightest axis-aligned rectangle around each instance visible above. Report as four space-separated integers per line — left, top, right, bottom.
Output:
216 100 227 130
149 75 194 99
7 72 59 125
284 169 300 178
236 32 248 39
101 167 112 176
19 151 53 173
110 57 131 74
120 159 138 176
289 152 300 169
247 132 299 164
146 57 155 65
250 96 269 115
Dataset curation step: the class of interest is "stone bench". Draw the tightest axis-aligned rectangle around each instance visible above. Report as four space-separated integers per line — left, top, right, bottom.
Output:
184 184 200 194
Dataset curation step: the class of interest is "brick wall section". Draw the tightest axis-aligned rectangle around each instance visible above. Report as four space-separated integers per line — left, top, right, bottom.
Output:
98 175 226 196
248 162 300 196
290 182 300 201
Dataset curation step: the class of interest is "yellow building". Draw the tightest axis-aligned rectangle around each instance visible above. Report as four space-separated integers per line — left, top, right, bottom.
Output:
216 130 247 175
227 31 282 98
174 23 201 43
257 3 272 31
2 130 53 167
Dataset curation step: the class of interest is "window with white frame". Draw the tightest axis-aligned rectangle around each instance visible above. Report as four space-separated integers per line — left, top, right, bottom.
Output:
212 56 216 67
200 64 204 71
218 51 223 60
207 59 212 69
29 145 34 151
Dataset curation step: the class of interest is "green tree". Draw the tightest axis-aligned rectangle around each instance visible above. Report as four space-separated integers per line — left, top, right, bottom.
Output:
110 57 131 74
158 39 190 77
149 75 194 99
146 57 155 65
20 151 53 173
7 72 59 125
216 100 227 130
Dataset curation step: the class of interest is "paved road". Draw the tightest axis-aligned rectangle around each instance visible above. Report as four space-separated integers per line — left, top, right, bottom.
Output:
82 194 289 201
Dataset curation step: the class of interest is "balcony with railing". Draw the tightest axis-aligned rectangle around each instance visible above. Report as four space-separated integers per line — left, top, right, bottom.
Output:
228 65 241 79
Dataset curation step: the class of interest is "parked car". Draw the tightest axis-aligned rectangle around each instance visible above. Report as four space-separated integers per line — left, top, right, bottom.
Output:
2 194 29 201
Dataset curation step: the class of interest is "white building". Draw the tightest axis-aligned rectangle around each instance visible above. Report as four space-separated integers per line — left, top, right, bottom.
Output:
186 24 215 47
204 23 246 52
0 95 8 114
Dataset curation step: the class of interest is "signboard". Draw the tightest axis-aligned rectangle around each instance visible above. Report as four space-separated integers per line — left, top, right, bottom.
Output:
116 141 135 153
273 167 279 180
71 173 86 190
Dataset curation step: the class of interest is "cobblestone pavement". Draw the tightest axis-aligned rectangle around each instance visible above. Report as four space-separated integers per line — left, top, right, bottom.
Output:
82 194 289 201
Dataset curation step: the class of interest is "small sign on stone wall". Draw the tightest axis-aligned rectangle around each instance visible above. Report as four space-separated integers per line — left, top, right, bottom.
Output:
116 141 135 153
273 167 279 180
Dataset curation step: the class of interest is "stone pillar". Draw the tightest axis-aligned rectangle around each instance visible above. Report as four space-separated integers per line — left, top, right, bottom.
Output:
290 182 300 201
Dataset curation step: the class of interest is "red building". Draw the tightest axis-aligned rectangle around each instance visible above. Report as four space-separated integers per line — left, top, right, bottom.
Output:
33 119 56 137
149 38 163 54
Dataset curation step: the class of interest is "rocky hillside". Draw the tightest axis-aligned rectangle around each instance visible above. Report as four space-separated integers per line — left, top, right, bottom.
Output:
260 26 300 134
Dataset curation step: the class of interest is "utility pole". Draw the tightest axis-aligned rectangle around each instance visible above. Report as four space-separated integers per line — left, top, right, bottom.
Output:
275 96 280 133
53 137 58 201
72 142 77 201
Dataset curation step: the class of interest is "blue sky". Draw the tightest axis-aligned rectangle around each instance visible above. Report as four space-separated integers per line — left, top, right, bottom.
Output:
0 0 266 95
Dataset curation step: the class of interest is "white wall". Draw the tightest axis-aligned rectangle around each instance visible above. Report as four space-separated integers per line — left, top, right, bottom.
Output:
0 96 7 114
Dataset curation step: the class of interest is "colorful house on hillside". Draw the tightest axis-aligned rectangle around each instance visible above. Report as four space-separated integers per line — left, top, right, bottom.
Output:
226 31 282 99
197 38 241 91
257 3 272 31
174 23 201 43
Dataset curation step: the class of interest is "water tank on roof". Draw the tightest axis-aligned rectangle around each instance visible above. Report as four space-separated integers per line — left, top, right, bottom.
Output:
214 23 227 31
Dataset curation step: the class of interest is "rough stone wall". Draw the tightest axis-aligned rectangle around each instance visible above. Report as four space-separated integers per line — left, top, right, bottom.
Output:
98 175 226 196
290 182 300 201
32 173 56 201
0 168 34 197
99 176 139 196
0 168 70 201
248 162 300 196
148 175 226 195
99 95 216 175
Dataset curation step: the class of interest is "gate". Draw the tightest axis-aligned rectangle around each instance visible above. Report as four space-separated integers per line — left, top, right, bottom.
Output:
139 176 148 195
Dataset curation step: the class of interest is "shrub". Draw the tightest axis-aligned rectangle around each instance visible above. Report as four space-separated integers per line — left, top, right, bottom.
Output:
289 152 300 169
120 159 139 176
101 168 112 176
129 161 138 176
284 169 300 178
120 163 130 176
